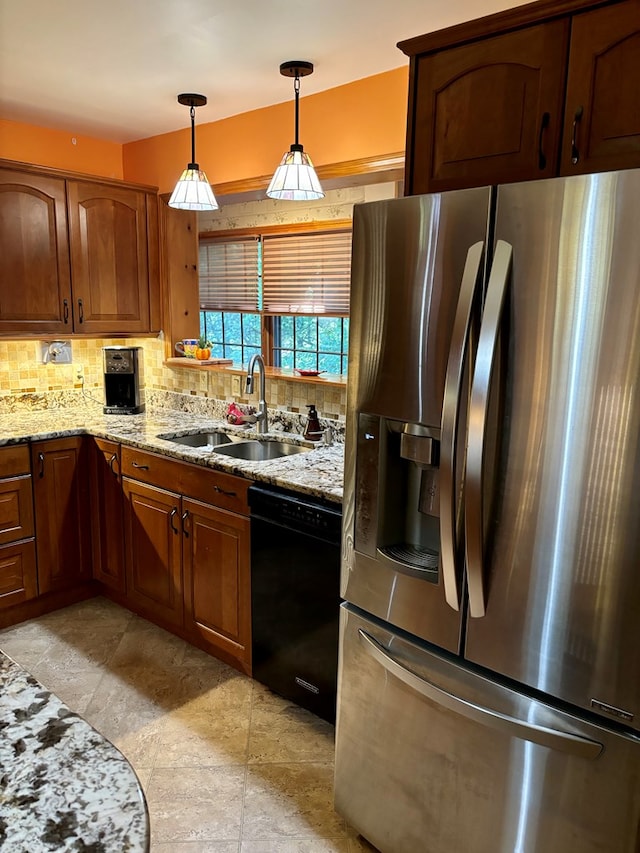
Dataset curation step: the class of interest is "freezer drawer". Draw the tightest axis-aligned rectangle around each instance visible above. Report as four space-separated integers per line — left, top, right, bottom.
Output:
334 604 640 853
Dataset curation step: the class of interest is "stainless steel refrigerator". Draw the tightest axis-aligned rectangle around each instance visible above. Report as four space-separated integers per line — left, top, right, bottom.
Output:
335 170 640 853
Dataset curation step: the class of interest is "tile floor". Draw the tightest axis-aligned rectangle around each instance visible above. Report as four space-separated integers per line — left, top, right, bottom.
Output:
0 596 376 852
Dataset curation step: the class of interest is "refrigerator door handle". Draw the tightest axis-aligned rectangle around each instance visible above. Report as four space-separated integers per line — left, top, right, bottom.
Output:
440 241 485 611
465 239 513 618
359 629 603 760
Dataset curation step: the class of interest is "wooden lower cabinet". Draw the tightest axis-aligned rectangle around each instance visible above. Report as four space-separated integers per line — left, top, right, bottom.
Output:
31 437 92 594
122 477 184 627
183 497 251 672
119 447 252 673
90 438 125 593
0 445 37 608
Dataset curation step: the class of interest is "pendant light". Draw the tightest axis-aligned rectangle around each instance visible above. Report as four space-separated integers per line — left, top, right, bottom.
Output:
266 61 324 201
168 93 219 211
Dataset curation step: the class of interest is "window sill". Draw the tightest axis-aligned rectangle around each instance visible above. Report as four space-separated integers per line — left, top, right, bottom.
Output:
164 358 347 387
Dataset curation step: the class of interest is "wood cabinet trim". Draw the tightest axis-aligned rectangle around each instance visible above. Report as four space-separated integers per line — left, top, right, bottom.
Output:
398 0 617 56
0 157 158 193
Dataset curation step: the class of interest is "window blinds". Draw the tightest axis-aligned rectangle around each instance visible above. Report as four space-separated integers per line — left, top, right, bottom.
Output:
198 236 260 312
262 229 352 315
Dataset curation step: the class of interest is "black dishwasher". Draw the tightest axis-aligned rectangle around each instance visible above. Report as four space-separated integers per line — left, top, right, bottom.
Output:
249 484 342 724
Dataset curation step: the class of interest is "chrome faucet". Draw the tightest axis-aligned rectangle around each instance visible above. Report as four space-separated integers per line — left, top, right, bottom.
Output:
246 354 268 434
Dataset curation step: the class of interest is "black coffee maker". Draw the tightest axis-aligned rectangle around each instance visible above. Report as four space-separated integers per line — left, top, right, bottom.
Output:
103 346 145 414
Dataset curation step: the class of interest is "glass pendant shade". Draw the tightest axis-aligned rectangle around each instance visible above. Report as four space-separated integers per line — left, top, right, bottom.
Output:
168 165 219 211
266 145 324 201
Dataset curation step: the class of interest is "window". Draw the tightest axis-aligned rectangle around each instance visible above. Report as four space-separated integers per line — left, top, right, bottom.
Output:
198 225 352 374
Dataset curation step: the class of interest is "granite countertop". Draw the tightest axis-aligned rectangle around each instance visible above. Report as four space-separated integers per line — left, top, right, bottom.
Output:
0 651 148 852
0 404 344 503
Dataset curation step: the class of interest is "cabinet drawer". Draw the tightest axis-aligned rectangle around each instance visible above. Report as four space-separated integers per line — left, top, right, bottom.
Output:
0 445 31 478
0 539 38 607
0 475 34 545
121 447 251 515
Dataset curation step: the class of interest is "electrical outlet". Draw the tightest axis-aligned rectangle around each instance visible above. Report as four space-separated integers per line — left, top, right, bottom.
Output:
231 375 242 396
74 364 84 383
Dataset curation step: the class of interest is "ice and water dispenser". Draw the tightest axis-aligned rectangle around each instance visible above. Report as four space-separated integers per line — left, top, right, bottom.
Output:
354 413 442 583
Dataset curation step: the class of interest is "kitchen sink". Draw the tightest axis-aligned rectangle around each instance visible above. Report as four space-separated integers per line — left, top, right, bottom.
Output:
157 431 237 448
213 440 310 461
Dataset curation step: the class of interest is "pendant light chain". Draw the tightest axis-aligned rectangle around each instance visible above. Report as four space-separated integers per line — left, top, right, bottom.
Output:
293 72 300 148
190 103 196 166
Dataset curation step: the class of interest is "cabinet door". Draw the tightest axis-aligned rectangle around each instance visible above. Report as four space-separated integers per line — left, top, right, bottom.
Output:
122 477 183 626
561 0 640 175
67 181 151 334
160 202 199 355
183 497 251 672
407 21 569 194
89 438 125 593
0 169 72 334
0 540 38 608
32 437 92 594
0 475 34 546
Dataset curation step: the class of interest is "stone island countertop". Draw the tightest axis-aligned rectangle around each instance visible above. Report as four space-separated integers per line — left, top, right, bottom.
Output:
0 650 148 852
0 404 344 504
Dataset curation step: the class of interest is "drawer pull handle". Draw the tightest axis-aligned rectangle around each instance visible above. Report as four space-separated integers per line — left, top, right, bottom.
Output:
78 298 84 324
131 461 150 470
38 452 45 478
109 453 118 476
214 485 237 497
169 507 179 534
63 298 69 324
181 510 190 537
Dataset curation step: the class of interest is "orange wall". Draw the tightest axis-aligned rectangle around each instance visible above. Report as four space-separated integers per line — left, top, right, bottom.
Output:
0 66 408 189
0 119 123 178
123 67 408 193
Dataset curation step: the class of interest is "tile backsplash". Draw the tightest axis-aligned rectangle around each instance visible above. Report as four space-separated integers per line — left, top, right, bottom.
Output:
0 337 347 420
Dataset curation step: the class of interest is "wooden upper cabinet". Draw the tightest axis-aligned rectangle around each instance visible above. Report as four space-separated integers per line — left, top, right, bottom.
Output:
408 21 569 193
67 181 151 334
0 160 160 337
0 169 72 334
402 0 640 194
560 0 640 174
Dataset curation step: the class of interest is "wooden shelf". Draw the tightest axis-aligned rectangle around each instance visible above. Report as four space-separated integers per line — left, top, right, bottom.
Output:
164 359 347 387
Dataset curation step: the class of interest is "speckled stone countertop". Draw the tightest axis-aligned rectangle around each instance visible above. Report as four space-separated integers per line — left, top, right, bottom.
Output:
0 651 148 852
0 403 344 503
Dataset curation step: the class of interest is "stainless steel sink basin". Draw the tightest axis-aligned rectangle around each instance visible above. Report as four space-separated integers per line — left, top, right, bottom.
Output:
157 431 235 448
213 440 310 461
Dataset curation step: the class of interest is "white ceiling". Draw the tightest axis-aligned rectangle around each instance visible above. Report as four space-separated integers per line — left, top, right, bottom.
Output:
0 0 527 144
